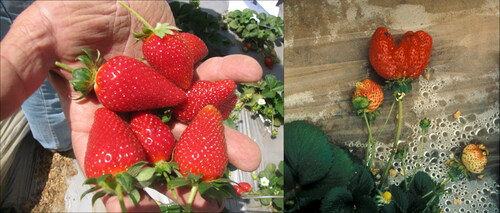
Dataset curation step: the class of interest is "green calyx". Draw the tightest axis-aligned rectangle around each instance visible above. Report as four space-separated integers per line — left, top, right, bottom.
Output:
420 118 431 130
118 1 181 39
352 96 380 121
54 49 104 100
385 77 413 98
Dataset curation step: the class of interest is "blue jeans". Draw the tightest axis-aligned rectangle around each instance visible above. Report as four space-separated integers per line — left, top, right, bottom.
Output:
20 79 72 151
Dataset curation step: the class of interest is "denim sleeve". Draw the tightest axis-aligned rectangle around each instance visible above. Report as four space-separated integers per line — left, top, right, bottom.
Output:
2 0 72 151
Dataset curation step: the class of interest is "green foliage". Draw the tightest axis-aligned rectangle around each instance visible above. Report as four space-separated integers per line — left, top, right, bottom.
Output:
224 8 284 67
250 161 285 212
284 121 333 185
284 120 355 212
233 74 284 137
169 1 232 58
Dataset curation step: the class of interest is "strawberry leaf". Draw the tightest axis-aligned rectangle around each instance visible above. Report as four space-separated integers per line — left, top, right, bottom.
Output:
115 172 135 193
83 177 98 185
320 187 353 212
349 164 374 198
127 161 148 177
129 188 141 207
167 178 191 189
284 120 333 185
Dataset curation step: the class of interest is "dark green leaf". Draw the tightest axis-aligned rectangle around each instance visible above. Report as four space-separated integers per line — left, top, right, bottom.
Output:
349 164 374 198
409 172 435 197
355 195 379 213
320 187 353 213
167 178 191 189
83 177 97 185
284 121 333 185
128 188 141 207
389 185 409 212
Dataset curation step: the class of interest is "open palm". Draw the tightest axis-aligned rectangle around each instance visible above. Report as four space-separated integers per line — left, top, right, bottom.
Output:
2 1 262 212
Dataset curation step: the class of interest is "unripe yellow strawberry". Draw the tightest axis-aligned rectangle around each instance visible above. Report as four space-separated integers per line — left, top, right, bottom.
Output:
461 144 488 174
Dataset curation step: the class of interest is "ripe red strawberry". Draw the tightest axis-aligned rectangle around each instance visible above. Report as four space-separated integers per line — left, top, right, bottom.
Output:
233 185 244 195
130 111 176 163
180 32 208 63
173 79 237 123
369 27 432 80
56 52 187 112
173 105 228 181
85 108 147 178
461 144 488 174
120 2 195 90
352 79 384 112
264 57 274 69
239 182 252 192
246 43 252 49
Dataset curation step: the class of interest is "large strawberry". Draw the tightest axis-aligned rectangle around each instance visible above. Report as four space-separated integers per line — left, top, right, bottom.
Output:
120 2 195 90
85 108 147 177
130 111 176 163
55 51 186 112
173 105 228 181
369 27 432 80
173 79 237 123
180 32 208 63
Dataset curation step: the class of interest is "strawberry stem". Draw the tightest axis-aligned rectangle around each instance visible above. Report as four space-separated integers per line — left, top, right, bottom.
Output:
417 128 427 170
116 184 128 213
186 184 198 212
380 99 404 187
55 61 75 73
363 112 374 169
118 1 153 30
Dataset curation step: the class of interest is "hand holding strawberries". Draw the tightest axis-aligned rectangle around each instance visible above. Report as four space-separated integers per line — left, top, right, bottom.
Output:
0 1 262 212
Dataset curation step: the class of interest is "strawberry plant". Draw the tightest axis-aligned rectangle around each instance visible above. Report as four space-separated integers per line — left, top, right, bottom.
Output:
223 8 284 69
231 74 284 137
247 162 285 212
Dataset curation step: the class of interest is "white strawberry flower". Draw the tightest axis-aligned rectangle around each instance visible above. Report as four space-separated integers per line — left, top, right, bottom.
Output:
260 177 270 187
258 98 266 105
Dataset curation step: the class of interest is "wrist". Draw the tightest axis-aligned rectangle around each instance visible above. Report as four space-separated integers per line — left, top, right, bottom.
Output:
0 2 57 120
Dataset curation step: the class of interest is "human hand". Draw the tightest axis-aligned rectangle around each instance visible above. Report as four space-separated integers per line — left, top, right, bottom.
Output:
1 1 262 212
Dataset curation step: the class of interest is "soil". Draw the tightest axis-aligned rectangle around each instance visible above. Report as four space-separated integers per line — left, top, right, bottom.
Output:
20 148 77 212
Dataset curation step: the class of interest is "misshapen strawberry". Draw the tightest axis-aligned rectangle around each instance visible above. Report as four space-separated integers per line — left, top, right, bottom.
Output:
85 108 147 178
352 78 384 112
173 79 237 123
369 27 432 80
173 105 228 181
130 111 176 163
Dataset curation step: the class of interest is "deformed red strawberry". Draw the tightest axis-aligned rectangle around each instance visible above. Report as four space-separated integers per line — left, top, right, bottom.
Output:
130 111 176 163
173 79 237 123
173 105 228 181
352 78 384 112
85 108 147 178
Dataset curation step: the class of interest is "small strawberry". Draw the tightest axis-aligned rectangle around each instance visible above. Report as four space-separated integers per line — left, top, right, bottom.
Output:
352 79 384 113
130 111 176 163
173 105 228 181
233 185 244 195
180 32 208 63
461 144 488 174
239 182 252 192
55 51 186 112
369 27 432 80
84 108 147 178
264 57 274 69
120 2 195 90
173 79 237 123
246 43 252 50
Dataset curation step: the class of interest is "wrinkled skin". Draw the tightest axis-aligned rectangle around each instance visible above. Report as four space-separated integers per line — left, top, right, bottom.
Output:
0 1 262 212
